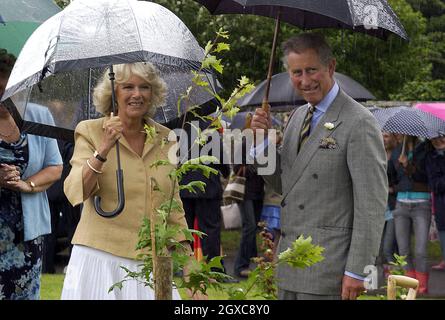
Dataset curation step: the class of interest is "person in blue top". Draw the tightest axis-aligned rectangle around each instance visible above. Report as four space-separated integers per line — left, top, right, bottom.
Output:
0 49 62 300
388 135 431 294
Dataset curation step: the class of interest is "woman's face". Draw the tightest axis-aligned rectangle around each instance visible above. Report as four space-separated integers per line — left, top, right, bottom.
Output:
431 136 445 151
115 74 152 120
382 132 397 151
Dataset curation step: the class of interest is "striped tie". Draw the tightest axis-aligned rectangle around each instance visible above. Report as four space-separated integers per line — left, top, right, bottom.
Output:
298 104 315 152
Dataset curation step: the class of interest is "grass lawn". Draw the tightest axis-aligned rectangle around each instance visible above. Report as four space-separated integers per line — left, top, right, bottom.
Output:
40 275 264 300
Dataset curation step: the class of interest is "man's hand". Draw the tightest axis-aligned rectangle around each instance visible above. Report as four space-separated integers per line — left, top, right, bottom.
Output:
341 275 365 300
250 107 272 145
251 108 271 132
186 288 208 300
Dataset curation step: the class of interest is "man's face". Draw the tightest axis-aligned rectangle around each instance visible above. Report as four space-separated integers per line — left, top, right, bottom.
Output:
287 49 336 106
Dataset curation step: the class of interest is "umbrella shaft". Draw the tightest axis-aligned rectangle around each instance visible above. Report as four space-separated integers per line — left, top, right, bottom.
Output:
263 9 281 111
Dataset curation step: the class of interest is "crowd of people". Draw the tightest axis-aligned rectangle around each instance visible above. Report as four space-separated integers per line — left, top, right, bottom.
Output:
1 31 445 301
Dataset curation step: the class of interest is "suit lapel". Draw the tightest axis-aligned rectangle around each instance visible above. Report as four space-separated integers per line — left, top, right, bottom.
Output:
283 90 347 198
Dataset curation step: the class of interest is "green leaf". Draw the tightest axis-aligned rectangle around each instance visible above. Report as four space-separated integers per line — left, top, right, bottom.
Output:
223 106 240 119
228 287 247 300
215 42 230 53
179 181 207 193
278 235 325 269
191 71 210 87
150 159 170 169
204 40 213 55
202 55 224 74
144 124 157 142
216 28 229 39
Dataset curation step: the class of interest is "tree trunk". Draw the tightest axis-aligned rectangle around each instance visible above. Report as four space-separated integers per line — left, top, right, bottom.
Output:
154 256 173 300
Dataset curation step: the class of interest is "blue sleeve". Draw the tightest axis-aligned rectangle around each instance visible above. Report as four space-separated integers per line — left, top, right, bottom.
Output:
43 137 62 167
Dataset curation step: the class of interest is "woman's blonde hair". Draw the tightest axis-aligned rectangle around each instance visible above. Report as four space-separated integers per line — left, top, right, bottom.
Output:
93 62 167 118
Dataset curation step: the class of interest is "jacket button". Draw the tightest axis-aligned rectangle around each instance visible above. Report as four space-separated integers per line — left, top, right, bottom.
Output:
299 204 304 210
312 173 318 179
281 199 286 207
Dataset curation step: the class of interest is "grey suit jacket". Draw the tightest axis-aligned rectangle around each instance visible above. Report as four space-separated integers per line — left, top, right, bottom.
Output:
262 89 387 295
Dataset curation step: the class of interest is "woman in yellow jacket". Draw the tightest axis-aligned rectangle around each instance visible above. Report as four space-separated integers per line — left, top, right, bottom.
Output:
61 62 191 300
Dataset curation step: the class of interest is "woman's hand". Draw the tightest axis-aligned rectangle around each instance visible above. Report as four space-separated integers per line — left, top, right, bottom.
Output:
3 179 32 193
0 163 21 187
99 112 123 155
398 153 409 168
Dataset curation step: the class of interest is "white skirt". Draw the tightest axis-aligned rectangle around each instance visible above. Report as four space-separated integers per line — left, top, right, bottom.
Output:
61 245 182 300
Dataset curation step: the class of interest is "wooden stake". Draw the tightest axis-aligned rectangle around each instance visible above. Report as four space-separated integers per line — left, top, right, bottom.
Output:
150 178 173 300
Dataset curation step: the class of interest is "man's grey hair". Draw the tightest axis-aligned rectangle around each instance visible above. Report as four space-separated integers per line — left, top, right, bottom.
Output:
282 33 334 68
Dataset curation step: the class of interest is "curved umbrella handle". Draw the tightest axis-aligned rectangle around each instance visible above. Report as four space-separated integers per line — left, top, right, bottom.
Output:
94 168 125 218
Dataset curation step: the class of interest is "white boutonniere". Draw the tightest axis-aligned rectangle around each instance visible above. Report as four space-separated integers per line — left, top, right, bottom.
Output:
319 137 338 149
324 122 335 130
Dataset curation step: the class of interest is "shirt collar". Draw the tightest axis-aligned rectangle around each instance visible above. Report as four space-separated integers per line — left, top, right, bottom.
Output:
310 81 339 113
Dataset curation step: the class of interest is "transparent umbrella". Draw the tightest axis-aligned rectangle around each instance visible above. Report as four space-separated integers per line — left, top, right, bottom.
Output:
2 0 219 217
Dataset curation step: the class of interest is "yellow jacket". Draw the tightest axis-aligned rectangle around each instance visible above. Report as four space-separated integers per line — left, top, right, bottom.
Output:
64 117 189 259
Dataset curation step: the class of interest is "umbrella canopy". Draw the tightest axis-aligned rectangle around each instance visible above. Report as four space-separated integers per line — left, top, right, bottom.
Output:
414 102 445 122
369 106 445 139
0 0 61 56
238 71 375 111
3 0 206 100
195 0 408 113
2 0 219 141
196 0 409 40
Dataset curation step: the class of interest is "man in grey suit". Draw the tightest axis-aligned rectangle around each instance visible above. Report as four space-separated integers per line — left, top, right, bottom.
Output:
251 33 388 300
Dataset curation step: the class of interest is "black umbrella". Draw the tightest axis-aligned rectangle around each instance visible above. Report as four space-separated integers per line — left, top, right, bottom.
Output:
195 0 408 110
369 106 445 139
239 71 375 111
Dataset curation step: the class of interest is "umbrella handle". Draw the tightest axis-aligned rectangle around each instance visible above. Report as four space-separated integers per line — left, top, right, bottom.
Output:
94 168 125 218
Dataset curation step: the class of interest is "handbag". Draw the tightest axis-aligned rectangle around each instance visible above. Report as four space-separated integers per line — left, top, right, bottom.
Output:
222 166 246 202
221 202 242 230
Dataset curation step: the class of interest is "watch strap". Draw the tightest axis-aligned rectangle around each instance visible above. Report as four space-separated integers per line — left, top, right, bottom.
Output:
94 150 107 162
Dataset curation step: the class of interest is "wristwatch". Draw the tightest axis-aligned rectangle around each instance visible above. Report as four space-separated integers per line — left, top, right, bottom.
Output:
93 150 107 162
27 180 36 192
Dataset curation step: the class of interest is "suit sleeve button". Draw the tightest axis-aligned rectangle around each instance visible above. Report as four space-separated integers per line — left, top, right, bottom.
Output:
298 204 304 210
